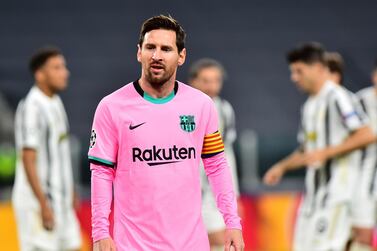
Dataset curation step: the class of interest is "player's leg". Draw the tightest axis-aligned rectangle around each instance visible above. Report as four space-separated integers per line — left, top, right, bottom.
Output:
302 202 351 251
349 200 375 251
59 207 82 251
292 201 311 251
349 228 374 251
14 207 59 251
349 163 376 251
203 203 227 250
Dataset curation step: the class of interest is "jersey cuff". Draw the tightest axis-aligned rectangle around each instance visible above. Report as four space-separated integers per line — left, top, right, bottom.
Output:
88 155 116 168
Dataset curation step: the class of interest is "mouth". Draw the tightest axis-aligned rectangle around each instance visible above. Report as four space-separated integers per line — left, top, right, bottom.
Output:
150 63 165 74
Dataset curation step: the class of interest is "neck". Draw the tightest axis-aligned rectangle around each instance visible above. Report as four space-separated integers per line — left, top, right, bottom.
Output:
139 74 176 98
310 76 328 96
36 82 54 98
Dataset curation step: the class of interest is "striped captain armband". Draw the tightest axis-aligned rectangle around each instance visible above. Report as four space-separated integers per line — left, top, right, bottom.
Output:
201 131 225 158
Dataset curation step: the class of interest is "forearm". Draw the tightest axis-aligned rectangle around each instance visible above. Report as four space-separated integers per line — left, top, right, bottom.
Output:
276 148 306 172
203 152 241 229
326 126 375 159
91 164 114 242
22 148 48 206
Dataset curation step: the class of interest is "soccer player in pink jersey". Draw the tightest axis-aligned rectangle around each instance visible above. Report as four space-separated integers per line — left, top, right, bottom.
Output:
88 15 244 251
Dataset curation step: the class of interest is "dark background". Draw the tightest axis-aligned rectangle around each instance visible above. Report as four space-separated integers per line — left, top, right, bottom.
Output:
1 0 376 186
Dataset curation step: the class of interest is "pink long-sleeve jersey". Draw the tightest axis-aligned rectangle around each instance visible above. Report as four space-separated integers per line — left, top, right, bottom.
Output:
88 80 241 251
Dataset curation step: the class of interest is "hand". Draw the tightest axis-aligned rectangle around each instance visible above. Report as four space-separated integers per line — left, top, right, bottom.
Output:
304 149 330 168
93 237 116 251
263 164 285 186
41 201 54 231
224 229 244 251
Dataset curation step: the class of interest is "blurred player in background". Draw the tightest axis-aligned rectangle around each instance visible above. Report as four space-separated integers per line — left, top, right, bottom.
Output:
326 51 375 251
354 59 377 251
263 42 374 251
325 51 344 85
12 47 81 251
0 90 14 145
88 15 243 251
188 58 240 251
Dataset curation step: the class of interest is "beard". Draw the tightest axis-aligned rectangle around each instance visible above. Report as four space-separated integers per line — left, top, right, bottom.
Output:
145 66 174 89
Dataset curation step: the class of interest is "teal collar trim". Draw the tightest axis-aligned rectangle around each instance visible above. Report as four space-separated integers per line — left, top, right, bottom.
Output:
143 90 175 104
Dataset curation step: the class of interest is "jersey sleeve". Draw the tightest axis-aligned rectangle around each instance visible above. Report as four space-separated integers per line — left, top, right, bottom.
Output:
18 101 42 149
201 100 225 159
88 100 118 168
91 163 114 242
334 91 368 132
297 107 305 147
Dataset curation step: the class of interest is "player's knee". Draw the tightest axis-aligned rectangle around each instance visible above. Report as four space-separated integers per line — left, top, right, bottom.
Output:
352 228 373 245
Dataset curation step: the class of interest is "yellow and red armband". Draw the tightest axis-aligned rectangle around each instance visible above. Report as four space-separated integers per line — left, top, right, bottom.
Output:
201 131 225 158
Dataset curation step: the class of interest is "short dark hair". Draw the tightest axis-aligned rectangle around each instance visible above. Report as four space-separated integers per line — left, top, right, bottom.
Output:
138 14 186 53
286 42 326 65
29 46 62 74
325 51 344 84
188 58 227 81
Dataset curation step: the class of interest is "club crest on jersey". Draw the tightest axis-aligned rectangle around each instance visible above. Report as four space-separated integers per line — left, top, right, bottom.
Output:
180 115 195 132
89 129 96 149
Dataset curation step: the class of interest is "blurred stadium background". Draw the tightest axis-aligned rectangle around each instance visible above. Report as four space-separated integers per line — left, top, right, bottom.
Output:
1 1 377 250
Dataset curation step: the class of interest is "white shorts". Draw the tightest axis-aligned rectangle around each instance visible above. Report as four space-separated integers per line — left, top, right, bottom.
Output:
14 206 81 251
351 158 376 228
351 194 376 228
202 193 226 233
293 201 351 251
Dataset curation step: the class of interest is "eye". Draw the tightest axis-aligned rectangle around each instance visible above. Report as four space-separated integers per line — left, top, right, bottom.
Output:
145 44 155 50
162 47 172 52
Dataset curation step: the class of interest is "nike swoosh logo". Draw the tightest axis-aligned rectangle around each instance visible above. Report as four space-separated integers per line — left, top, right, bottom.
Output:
129 122 146 130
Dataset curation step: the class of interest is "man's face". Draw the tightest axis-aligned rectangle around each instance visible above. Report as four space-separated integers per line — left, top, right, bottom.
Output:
137 29 186 88
289 61 321 93
36 55 69 92
191 66 223 98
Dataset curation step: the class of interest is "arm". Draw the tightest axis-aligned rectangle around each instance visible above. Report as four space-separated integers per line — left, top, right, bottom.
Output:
203 152 244 251
203 151 240 229
263 148 306 186
88 100 118 250
305 126 375 165
91 164 115 242
22 148 54 230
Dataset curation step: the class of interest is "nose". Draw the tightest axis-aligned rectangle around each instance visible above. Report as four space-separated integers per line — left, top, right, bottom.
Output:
152 48 162 60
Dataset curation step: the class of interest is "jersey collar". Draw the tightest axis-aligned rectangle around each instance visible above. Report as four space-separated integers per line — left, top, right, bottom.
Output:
133 80 178 104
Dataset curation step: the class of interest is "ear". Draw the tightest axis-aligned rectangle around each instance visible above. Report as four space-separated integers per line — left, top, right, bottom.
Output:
34 70 44 83
137 44 142 63
177 48 186 66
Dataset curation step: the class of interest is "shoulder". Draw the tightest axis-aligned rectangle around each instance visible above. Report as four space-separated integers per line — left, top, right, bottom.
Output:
20 87 43 112
329 84 356 102
356 86 374 99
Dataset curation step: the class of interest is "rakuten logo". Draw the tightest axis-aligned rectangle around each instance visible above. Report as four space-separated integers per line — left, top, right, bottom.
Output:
132 145 196 166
